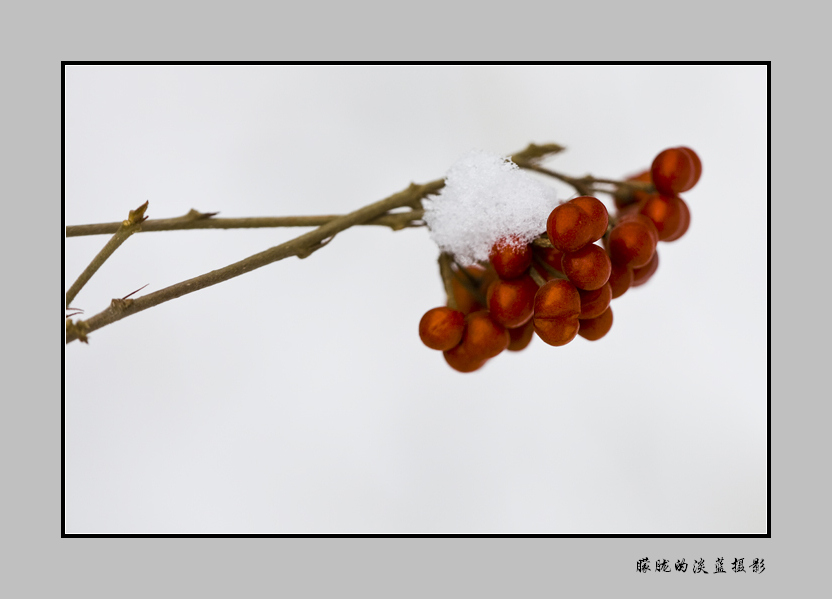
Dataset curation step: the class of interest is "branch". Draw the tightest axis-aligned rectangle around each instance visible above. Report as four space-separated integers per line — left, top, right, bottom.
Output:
513 152 655 198
516 163 595 196
66 208 426 237
65 142 624 345
510 143 566 164
65 201 149 308
66 181 442 344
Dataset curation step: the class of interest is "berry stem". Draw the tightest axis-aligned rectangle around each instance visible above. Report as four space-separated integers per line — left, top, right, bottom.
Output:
531 255 568 282
450 259 488 307
438 253 459 311
514 162 655 198
528 264 548 287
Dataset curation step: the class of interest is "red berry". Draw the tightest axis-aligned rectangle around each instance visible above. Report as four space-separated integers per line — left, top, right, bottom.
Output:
486 275 538 328
459 310 509 361
443 342 487 373
578 307 613 341
532 279 581 346
662 197 690 242
547 202 589 253
489 236 532 279
546 196 609 253
608 215 658 269
571 195 609 242
507 320 535 352
578 283 612 319
607 263 633 299
639 194 687 241
419 307 465 351
651 147 698 194
562 243 612 291
677 146 702 189
631 251 659 287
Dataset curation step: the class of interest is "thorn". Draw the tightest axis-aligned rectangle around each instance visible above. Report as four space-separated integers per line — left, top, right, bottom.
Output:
121 283 149 300
185 208 220 220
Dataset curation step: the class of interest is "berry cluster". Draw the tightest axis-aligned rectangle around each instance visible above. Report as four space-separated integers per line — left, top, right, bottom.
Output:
419 147 700 372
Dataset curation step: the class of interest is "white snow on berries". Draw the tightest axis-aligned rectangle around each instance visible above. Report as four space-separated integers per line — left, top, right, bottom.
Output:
423 149 558 265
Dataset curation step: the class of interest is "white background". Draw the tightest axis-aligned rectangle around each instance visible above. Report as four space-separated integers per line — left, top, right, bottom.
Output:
64 65 767 534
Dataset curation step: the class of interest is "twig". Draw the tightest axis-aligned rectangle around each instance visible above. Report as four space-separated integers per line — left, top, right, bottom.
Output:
66 209 426 237
516 163 595 196
513 157 655 198
510 143 566 164
531 254 567 282
63 143 564 239
66 181 442 344
65 201 149 308
438 253 459 311
528 265 548 287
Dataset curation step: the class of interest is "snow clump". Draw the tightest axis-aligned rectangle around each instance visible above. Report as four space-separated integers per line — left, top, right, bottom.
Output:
423 149 558 265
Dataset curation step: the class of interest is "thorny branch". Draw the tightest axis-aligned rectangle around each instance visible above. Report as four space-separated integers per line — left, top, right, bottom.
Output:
65 209 426 237
65 201 149 309
65 142 650 344
66 182 440 344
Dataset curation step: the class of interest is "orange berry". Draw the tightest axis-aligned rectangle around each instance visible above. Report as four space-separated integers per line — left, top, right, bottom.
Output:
419 307 465 351
489 236 532 280
631 251 659 287
507 320 535 352
677 146 702 189
562 243 612 291
662 197 690 242
639 194 687 241
651 147 699 194
443 342 487 373
486 275 538 328
578 283 612 319
608 215 658 269
607 263 633 299
578 307 613 341
532 279 581 346
546 196 608 253
571 195 609 242
459 310 509 361
547 202 589 253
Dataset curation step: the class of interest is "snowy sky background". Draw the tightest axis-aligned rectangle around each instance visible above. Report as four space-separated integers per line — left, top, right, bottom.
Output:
64 65 767 534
